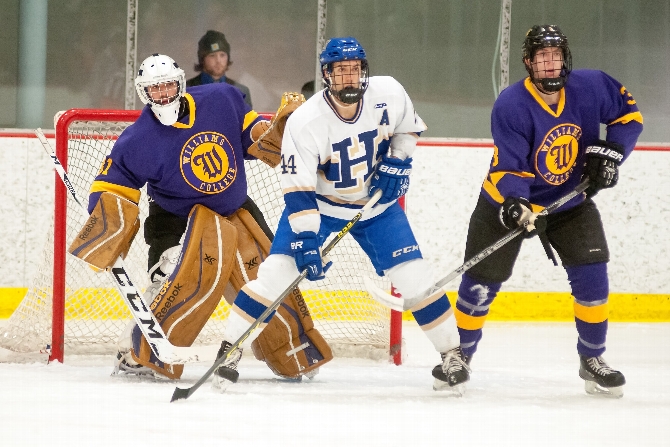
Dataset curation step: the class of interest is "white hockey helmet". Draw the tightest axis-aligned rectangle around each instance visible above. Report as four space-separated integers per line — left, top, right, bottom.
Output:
135 54 186 125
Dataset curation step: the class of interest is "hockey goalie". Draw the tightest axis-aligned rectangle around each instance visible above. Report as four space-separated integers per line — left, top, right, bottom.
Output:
68 53 332 380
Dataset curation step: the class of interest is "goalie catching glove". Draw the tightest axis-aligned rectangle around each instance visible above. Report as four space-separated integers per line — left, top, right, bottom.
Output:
369 155 412 204
248 92 305 167
582 140 624 197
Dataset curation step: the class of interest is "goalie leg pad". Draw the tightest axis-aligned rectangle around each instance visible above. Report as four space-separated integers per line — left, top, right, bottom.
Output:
224 210 333 377
131 204 238 379
226 208 273 304
69 192 140 270
251 287 333 379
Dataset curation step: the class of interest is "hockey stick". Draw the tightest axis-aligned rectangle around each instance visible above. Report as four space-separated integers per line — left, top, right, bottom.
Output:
36 128 200 365
170 189 384 402
364 179 592 311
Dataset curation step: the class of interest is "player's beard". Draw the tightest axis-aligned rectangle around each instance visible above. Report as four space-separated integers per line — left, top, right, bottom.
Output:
335 86 364 104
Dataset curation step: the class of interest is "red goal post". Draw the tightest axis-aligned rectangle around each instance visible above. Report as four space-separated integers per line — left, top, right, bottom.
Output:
45 108 403 364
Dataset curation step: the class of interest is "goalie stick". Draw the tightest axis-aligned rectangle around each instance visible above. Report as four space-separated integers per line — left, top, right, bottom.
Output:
170 189 384 402
36 128 200 365
364 179 591 312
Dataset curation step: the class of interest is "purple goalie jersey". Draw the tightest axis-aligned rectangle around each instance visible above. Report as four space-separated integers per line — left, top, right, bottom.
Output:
483 69 643 211
88 82 264 218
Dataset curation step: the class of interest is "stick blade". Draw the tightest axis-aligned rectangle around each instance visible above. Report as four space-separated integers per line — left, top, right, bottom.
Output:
170 386 193 402
362 275 406 312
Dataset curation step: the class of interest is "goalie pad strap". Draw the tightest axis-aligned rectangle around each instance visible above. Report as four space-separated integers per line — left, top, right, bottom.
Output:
251 287 333 378
69 192 140 270
132 204 238 379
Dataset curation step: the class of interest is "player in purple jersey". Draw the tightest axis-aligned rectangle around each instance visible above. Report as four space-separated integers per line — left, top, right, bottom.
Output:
453 25 642 398
73 53 311 380
89 54 273 271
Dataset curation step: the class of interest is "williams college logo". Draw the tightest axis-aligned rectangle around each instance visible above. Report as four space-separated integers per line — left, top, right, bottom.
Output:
180 132 237 194
535 124 582 186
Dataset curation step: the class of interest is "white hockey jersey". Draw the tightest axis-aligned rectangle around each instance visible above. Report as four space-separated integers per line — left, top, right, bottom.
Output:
280 76 427 234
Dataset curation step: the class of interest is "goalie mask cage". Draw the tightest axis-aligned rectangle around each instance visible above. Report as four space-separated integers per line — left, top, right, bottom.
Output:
0 109 402 364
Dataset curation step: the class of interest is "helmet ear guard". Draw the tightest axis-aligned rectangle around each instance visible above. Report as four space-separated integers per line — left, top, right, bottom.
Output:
319 37 369 104
522 25 572 93
135 54 186 125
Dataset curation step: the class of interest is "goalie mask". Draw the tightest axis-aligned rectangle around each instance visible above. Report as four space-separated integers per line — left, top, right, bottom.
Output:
522 25 572 93
320 37 369 104
135 54 186 126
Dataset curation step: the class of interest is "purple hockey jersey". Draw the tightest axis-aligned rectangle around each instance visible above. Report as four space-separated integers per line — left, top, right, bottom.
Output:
483 69 643 211
88 82 265 218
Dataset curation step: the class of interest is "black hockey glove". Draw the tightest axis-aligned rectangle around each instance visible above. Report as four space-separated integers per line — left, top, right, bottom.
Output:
499 197 545 238
582 140 624 197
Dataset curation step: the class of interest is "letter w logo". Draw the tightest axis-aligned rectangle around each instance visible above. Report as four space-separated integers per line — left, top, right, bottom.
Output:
550 143 573 170
193 144 224 179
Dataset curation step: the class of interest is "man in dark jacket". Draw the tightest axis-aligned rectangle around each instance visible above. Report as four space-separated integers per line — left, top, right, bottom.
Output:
186 30 252 107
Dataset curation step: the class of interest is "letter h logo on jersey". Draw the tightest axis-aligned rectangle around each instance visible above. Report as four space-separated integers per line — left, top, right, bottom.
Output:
321 129 388 193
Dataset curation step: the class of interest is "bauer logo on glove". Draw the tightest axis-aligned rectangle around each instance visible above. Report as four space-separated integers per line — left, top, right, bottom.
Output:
369 155 413 204
378 165 411 176
585 145 624 162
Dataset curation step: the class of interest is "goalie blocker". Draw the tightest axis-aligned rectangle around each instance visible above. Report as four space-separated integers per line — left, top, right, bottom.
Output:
68 192 140 270
70 193 331 379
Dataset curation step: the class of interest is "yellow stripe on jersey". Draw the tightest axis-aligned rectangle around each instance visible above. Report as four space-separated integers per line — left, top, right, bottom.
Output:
89 181 141 204
609 111 643 126
482 170 535 204
574 300 609 323
173 93 195 129
243 110 260 132
454 307 488 331
288 208 320 221
282 185 316 194
524 78 565 117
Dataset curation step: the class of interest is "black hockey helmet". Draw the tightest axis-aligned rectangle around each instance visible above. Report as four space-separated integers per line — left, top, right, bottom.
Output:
522 25 572 92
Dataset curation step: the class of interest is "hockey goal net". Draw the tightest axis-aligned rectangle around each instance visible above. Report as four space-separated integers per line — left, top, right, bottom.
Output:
0 109 402 363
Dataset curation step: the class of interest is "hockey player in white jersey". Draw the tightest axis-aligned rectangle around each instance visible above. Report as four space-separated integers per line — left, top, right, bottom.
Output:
213 36 469 393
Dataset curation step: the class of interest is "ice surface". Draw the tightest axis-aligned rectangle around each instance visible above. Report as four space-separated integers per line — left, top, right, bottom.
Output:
2 321 668 446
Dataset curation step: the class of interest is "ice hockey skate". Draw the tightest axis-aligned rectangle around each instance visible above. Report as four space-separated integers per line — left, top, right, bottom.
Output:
112 350 170 381
212 341 243 392
579 355 625 398
432 347 471 395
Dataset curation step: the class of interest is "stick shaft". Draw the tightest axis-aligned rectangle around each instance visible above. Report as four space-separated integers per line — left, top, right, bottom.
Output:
436 178 590 290
171 190 383 401
35 128 198 364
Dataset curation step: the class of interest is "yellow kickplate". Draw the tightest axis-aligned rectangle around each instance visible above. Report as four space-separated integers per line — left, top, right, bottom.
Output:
2 288 669 322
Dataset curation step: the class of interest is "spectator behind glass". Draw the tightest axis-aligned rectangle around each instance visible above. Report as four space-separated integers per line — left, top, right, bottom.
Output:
186 30 252 107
